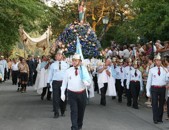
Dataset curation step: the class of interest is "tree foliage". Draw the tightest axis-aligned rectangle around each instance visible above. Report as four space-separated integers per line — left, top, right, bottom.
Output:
0 0 50 54
132 0 169 41
2 0 169 56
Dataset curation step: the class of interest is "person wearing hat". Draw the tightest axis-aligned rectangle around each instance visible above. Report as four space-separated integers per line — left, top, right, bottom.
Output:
61 53 91 130
47 50 70 118
124 58 134 106
126 61 143 109
114 59 124 103
146 53 169 124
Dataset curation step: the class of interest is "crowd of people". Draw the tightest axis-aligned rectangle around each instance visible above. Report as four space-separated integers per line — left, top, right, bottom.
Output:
0 39 169 130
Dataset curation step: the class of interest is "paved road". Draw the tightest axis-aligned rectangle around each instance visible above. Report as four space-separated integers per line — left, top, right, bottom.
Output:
0 80 168 130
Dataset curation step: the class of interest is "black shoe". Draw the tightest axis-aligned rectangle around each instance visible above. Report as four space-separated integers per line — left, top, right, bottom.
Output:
54 112 59 118
112 96 116 100
47 98 51 101
157 120 163 123
61 113 65 117
154 121 158 124
133 106 139 109
41 96 44 100
118 100 122 103
127 103 131 107
100 103 106 106
17 88 20 92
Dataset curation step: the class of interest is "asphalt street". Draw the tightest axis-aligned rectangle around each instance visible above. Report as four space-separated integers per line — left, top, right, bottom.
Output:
0 80 168 130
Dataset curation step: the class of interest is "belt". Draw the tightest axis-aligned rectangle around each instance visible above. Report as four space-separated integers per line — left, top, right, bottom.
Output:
130 80 139 82
53 80 62 82
68 89 85 94
152 85 165 88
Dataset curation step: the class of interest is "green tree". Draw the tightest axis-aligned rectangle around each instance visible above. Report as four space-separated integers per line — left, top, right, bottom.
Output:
132 0 169 41
0 0 49 55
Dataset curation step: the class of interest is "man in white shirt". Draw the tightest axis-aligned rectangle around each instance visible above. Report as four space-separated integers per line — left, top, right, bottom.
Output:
115 59 124 103
61 53 91 130
124 58 134 106
97 58 111 106
126 61 143 109
47 50 70 118
11 59 19 85
146 54 169 124
123 45 130 59
0 56 8 81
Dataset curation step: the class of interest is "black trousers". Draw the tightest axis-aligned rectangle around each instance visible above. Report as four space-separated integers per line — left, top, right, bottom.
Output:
68 90 87 130
93 74 98 93
52 81 66 115
126 88 132 106
7 69 11 79
12 70 18 85
123 79 127 94
4 68 7 81
130 81 140 108
167 97 169 117
28 71 33 86
100 83 108 105
41 87 51 100
151 87 166 122
116 79 123 102
33 71 37 85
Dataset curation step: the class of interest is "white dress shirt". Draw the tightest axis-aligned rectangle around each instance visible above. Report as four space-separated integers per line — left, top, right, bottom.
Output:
0 59 8 71
115 66 124 80
123 49 130 59
126 69 143 90
61 66 88 92
98 66 109 84
124 66 134 80
47 61 69 83
115 66 124 86
146 66 169 97
12 62 19 71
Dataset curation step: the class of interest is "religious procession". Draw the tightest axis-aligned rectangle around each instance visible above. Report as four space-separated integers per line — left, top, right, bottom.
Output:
1 0 169 130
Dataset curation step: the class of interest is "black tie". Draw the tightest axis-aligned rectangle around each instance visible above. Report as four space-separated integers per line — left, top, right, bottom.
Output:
135 69 137 77
75 68 78 76
120 67 123 73
59 62 61 70
158 67 160 76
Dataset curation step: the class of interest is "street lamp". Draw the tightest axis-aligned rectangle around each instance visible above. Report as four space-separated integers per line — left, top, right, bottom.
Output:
99 16 109 46
102 16 109 25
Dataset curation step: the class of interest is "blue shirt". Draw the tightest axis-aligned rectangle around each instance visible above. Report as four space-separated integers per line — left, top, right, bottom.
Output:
40 61 48 69
47 61 70 83
111 64 117 78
